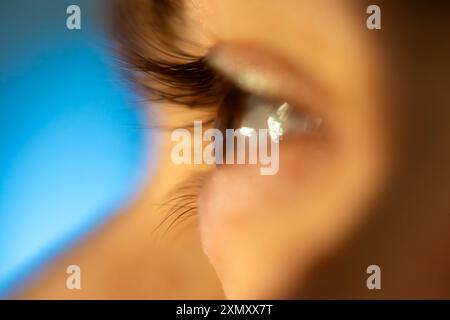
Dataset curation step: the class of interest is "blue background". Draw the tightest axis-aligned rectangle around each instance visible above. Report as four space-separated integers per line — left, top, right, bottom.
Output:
0 0 149 296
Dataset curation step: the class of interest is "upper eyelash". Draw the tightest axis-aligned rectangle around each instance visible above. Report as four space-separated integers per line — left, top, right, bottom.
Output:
110 0 227 109
131 56 227 108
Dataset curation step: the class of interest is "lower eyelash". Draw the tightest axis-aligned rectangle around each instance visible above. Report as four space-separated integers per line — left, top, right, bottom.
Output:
153 172 208 237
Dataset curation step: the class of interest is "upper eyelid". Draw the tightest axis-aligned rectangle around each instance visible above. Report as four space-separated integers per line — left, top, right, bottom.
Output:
206 44 329 117
114 0 325 118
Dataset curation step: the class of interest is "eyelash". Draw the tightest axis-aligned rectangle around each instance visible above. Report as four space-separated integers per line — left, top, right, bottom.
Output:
128 53 247 132
128 56 228 108
130 55 319 232
131 57 233 233
153 173 207 236
111 1 266 231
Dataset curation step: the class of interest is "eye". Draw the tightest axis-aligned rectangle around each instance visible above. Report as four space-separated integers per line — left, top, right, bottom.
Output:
216 87 323 143
206 44 327 146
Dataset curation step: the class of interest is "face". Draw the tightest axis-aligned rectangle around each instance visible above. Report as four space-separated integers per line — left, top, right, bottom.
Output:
116 0 450 298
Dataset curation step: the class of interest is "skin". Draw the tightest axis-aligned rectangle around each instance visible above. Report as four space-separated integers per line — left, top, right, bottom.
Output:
17 0 450 299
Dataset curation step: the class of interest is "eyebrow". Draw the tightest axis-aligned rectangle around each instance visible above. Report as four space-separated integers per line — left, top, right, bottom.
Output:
110 0 224 108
